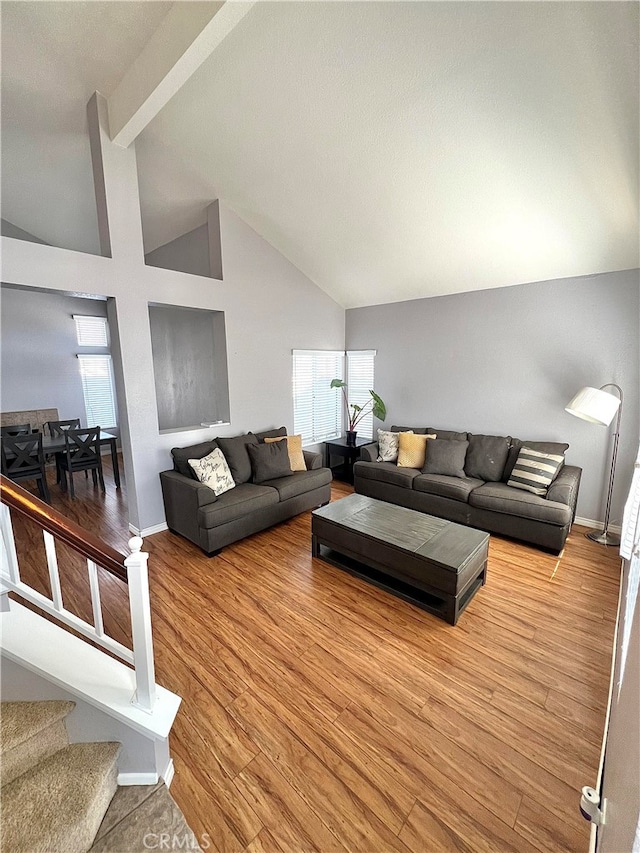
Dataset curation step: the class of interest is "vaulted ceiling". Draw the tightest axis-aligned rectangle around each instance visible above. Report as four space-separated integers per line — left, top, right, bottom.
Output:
2 1 638 307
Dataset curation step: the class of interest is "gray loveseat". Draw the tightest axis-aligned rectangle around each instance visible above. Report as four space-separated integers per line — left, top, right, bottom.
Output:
353 426 581 553
160 427 332 555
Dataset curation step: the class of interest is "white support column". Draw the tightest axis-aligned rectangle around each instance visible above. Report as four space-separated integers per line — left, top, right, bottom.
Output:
125 536 156 712
43 531 64 612
87 560 105 638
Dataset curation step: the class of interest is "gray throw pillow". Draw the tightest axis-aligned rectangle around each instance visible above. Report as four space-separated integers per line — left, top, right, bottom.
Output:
216 434 259 484
172 440 218 479
251 426 287 443
464 434 511 482
247 440 293 484
422 438 469 478
427 428 469 442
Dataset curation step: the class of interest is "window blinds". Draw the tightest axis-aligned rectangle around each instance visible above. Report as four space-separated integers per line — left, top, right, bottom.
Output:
73 315 108 347
293 350 343 444
76 355 117 428
347 350 376 440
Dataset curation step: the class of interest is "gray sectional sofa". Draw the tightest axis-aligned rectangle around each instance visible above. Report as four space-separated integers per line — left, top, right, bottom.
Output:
353 426 581 553
160 427 332 555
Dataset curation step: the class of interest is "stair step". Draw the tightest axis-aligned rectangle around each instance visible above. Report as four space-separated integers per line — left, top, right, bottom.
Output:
1 700 75 786
1 741 120 853
91 782 201 852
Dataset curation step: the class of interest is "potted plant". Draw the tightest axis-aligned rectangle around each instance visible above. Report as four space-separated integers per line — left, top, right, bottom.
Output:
330 379 386 446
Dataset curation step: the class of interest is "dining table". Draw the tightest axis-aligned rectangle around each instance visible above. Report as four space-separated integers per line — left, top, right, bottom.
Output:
42 431 121 489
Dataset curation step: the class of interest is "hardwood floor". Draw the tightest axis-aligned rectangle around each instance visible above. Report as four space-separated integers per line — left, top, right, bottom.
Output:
7 461 621 852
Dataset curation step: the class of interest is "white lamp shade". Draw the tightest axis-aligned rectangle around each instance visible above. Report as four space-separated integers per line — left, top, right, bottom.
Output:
565 386 621 426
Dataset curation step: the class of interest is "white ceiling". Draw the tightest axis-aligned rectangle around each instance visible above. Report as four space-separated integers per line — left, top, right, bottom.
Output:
2 1 639 308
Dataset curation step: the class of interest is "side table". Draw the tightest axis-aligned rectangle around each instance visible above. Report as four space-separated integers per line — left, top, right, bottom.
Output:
325 435 374 483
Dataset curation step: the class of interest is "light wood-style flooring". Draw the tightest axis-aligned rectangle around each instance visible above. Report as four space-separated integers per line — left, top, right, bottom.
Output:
8 459 621 852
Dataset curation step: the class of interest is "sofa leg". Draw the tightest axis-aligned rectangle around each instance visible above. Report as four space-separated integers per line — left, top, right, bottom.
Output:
206 548 222 558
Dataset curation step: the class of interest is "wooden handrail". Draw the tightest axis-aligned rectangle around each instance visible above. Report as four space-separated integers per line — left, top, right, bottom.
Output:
0 474 127 583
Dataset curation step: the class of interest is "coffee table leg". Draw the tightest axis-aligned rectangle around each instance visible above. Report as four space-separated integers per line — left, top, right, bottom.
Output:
312 534 320 558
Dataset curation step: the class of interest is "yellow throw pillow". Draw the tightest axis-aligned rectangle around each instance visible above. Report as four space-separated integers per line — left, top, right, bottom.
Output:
264 434 306 471
397 432 437 469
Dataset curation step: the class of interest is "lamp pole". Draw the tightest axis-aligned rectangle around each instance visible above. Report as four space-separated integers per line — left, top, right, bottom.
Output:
587 384 623 546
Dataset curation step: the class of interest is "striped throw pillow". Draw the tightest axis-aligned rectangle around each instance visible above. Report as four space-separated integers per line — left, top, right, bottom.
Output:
507 446 564 496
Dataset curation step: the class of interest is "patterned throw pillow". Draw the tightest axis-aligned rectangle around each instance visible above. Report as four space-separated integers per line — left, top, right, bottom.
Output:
264 434 306 471
188 448 235 496
377 429 413 462
507 446 564 496
397 432 437 469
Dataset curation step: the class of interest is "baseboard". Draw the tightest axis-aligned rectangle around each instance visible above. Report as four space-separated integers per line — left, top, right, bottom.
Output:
117 771 159 786
128 522 168 537
574 516 622 534
162 757 175 788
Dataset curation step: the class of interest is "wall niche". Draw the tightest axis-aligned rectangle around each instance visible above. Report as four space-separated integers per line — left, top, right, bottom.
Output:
148 303 230 433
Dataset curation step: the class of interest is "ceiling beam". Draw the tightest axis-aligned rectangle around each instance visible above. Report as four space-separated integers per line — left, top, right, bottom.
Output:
107 1 254 148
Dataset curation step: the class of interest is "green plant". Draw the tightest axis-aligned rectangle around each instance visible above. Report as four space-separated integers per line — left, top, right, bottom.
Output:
330 379 386 431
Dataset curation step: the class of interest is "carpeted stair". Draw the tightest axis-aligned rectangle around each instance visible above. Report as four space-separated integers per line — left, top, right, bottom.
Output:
1 701 119 853
1 700 201 853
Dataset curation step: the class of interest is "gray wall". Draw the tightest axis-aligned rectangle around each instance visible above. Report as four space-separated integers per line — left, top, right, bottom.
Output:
346 269 640 525
1 218 48 245
145 224 211 278
0 286 109 428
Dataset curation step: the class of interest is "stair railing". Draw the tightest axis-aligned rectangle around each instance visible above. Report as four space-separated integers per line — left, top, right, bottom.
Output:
0 474 156 712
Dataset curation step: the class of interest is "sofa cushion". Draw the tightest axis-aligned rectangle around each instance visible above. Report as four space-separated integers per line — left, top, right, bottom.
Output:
251 426 287 443
503 439 570 482
354 460 421 488
198 482 279 528
247 440 293 484
377 428 413 462
188 448 235 496
264 434 306 471
172 440 218 479
422 438 469 478
262 467 332 501
413 473 484 502
464 434 511 482
468 482 572 525
391 425 427 434
507 446 565 496
217 434 259 484
427 428 469 442
398 433 436 468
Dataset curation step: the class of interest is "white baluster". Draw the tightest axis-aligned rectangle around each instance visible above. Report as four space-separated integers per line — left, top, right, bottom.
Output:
0 503 20 584
125 536 156 712
87 560 104 637
43 532 64 612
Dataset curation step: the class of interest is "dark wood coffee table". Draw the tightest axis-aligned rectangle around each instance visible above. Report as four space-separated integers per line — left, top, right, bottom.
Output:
312 494 489 625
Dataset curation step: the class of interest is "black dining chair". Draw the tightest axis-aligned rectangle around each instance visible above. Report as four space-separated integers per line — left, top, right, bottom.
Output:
1 424 32 437
1 431 51 503
46 419 81 436
57 427 105 499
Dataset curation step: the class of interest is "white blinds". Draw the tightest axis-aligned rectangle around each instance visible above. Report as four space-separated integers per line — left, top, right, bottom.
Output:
347 350 376 440
293 350 343 444
73 315 108 347
77 355 117 428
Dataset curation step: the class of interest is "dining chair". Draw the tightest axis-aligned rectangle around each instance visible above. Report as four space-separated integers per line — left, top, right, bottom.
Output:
1 424 32 436
57 427 105 499
1 431 51 503
46 419 81 436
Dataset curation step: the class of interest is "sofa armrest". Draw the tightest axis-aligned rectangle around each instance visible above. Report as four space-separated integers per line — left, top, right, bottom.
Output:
160 470 217 542
303 449 323 470
547 465 582 520
359 443 378 463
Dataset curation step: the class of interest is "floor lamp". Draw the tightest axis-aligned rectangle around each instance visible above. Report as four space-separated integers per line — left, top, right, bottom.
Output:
565 384 623 546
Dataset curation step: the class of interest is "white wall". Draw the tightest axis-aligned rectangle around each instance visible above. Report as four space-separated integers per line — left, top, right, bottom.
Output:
346 269 640 525
0 287 108 426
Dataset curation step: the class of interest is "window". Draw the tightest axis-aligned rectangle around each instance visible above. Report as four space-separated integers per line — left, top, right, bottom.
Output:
73 315 108 347
293 350 344 444
76 355 117 429
347 350 376 440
